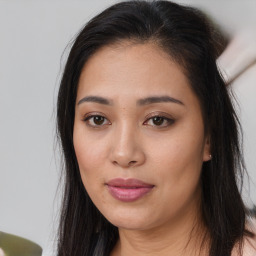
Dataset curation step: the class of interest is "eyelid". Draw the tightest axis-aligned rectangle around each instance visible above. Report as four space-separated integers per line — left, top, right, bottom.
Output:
144 111 174 120
143 112 175 127
82 112 111 128
81 111 175 128
82 111 107 120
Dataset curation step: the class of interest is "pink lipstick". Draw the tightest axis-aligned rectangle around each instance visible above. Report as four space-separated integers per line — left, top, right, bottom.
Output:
106 178 154 202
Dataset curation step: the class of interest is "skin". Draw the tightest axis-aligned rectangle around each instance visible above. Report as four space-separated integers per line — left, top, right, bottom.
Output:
73 42 211 256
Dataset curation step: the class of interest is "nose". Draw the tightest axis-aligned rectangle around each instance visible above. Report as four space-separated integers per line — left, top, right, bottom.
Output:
109 124 146 168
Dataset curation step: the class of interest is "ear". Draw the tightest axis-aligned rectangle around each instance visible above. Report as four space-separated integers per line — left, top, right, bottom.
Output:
203 135 212 162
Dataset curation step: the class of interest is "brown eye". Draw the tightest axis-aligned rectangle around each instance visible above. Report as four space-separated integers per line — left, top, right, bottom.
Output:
144 115 175 128
83 114 110 128
93 116 105 125
152 116 164 126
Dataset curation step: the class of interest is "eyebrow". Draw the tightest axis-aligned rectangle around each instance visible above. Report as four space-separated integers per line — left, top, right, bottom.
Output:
77 95 184 106
77 96 113 105
137 96 184 106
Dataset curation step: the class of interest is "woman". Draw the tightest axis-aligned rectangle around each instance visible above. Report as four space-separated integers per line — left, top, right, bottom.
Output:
56 1 256 255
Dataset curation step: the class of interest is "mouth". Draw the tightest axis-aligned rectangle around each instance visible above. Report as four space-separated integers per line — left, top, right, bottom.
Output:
106 178 155 202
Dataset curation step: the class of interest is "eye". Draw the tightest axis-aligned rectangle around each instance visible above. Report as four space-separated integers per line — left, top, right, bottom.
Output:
144 115 175 128
83 115 111 128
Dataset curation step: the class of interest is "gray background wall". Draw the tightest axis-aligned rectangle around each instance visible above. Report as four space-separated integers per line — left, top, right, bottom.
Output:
0 1 255 255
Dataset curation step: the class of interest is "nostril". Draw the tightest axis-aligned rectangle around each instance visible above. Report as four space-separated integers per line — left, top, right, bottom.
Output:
128 161 137 166
112 160 137 167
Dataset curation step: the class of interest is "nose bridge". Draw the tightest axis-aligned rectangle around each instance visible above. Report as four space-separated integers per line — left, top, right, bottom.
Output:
110 120 144 167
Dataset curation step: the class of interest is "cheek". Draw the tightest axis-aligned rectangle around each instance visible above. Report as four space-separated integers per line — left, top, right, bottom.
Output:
75 139 103 171
148 126 205 198
73 129 110 212
73 124 109 196
142 140 203 225
73 124 107 170
149 131 204 174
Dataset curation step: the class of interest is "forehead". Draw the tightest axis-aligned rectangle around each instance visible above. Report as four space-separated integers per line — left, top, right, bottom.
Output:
77 42 194 103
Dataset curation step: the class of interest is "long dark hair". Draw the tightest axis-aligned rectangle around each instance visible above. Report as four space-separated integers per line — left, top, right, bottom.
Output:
56 1 254 255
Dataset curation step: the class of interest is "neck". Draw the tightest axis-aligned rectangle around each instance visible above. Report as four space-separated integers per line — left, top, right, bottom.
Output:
111 195 209 256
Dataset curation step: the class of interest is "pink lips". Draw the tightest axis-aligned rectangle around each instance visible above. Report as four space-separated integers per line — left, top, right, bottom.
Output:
106 178 154 202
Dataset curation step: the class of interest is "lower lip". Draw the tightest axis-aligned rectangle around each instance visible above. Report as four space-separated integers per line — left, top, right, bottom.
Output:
107 185 154 202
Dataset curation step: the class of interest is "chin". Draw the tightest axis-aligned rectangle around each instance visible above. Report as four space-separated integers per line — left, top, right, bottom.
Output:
103 208 155 231
111 219 151 231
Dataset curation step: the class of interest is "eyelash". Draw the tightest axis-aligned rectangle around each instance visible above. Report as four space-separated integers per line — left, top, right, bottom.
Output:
82 113 175 129
83 114 111 128
144 115 175 127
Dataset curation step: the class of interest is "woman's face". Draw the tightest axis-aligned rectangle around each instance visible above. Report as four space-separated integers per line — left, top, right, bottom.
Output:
73 42 211 231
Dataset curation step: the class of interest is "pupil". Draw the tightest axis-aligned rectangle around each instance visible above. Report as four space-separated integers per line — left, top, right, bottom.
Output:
94 116 104 125
153 117 163 125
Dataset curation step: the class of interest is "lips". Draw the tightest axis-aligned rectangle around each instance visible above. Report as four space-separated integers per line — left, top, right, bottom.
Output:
106 178 154 202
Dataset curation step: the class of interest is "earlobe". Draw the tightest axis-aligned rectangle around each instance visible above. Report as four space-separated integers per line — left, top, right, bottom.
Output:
203 153 212 162
203 136 212 162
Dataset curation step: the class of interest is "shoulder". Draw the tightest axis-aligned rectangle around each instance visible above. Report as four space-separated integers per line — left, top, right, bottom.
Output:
232 218 256 256
242 230 256 256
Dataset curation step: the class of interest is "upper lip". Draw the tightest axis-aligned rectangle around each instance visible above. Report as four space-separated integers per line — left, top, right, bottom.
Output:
106 178 154 188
